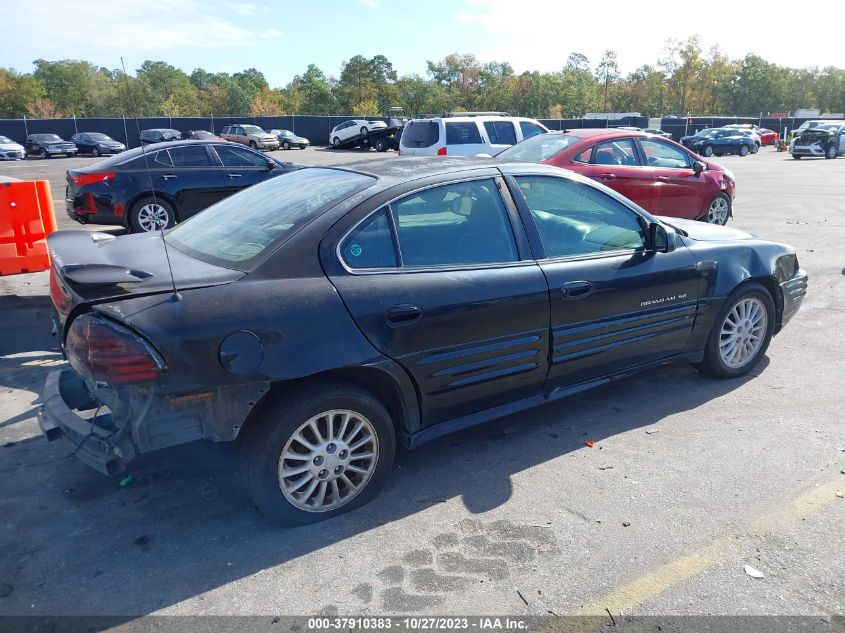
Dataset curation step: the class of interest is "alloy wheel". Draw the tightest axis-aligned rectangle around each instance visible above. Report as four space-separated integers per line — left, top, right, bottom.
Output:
719 298 767 369
706 196 730 225
277 409 379 513
136 203 171 232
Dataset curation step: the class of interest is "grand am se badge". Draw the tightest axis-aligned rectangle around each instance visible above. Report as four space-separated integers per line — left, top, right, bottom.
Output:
641 293 688 307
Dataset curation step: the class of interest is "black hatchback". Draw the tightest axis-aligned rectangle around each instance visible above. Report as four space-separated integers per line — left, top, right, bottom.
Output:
65 140 297 232
42 158 808 525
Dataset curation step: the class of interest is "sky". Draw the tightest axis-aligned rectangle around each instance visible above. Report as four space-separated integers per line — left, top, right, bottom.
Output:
3 0 844 84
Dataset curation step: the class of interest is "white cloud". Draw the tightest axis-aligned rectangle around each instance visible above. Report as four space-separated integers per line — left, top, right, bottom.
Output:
457 0 845 73
224 1 259 15
14 0 275 52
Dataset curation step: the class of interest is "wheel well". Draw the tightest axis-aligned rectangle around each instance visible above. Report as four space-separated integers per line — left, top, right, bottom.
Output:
254 367 410 437
126 191 179 221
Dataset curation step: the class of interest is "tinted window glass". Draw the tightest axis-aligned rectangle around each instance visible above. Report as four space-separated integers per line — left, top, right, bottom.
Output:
341 208 397 269
639 139 690 168
498 134 580 162
215 144 268 167
484 121 517 145
515 176 646 258
590 139 639 166
167 145 212 167
401 121 439 148
167 168 375 270
153 150 173 167
520 121 546 139
573 148 592 163
445 122 482 145
391 179 517 266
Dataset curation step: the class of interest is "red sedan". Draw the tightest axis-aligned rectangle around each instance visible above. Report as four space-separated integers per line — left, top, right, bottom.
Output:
757 128 779 146
497 129 736 225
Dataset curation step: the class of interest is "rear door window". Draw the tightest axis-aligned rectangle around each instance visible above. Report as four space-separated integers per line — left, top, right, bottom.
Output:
445 122 482 145
402 121 439 148
167 145 213 167
589 139 640 166
484 121 517 145
390 179 517 266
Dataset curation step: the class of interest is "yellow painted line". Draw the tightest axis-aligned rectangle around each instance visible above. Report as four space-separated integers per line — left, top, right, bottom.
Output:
558 476 843 620
20 359 65 367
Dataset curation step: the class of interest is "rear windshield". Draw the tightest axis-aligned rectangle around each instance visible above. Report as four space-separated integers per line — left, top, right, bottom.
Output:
166 168 375 270
402 121 439 148
496 134 580 162
445 122 482 145
88 133 112 140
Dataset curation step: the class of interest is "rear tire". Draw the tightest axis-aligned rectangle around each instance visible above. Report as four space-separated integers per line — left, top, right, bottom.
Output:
739 145 749 157
702 145 714 157
249 140 257 149
92 147 100 157
239 382 396 525
750 143 759 154
128 197 175 233
40 149 48 160
695 282 775 379
282 140 290 150
374 138 388 152
332 136 340 147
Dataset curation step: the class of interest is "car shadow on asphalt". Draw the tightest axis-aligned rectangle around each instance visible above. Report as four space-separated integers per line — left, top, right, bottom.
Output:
0 356 767 615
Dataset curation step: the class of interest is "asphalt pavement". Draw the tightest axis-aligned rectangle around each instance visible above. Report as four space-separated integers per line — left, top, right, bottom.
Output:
0 147 842 624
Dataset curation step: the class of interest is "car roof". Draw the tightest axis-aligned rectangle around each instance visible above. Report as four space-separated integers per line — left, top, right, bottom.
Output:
332 156 566 187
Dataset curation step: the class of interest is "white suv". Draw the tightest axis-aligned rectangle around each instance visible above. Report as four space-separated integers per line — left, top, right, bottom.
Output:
399 114 549 157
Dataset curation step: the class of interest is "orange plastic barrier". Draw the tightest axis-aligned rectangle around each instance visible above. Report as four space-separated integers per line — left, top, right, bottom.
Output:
0 179 57 275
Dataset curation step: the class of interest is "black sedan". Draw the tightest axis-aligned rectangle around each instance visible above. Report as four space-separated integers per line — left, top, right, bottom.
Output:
71 132 126 157
40 158 807 525
25 133 77 159
65 140 296 232
268 129 310 149
681 129 757 157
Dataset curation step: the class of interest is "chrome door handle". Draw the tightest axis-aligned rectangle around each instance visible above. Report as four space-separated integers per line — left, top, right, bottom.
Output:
161 174 177 179
599 173 616 180
226 173 242 178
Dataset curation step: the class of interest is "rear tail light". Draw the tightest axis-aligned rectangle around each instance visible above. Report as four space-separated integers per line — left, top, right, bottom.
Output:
70 172 116 187
437 147 447 156
65 314 165 384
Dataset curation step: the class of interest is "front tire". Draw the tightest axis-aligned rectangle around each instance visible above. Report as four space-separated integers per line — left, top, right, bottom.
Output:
360 126 368 136
332 136 340 147
825 144 837 159
750 143 759 154
705 193 731 225
92 147 100 157
282 140 290 150
239 382 396 525
696 283 775 379
40 149 48 160
792 154 802 159
129 197 175 233
249 140 257 149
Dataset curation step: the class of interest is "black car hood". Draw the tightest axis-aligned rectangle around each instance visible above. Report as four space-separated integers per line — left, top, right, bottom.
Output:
658 217 753 242
48 231 243 318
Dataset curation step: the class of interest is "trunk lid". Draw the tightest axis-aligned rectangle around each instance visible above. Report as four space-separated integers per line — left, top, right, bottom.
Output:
48 230 243 328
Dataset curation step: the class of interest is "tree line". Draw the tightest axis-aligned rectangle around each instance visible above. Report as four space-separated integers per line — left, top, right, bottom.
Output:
1 37 843 120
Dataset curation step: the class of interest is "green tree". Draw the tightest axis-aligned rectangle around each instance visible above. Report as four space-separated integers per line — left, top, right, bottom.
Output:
288 64 336 114
595 50 619 111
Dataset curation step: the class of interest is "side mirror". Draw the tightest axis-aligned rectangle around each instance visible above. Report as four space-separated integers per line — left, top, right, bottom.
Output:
650 222 676 253
265 159 276 171
692 160 706 176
